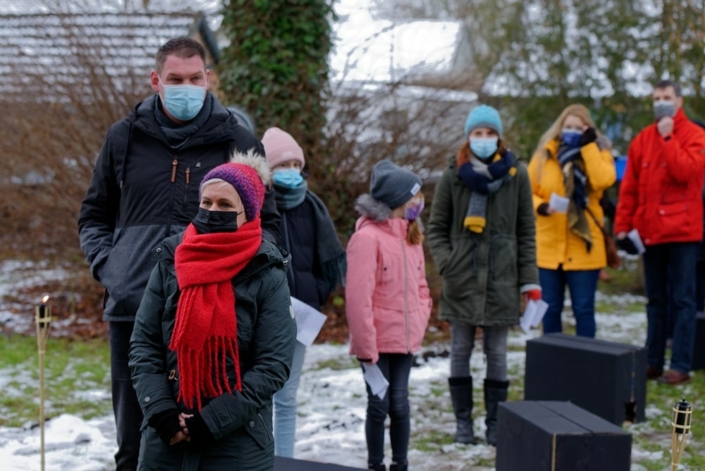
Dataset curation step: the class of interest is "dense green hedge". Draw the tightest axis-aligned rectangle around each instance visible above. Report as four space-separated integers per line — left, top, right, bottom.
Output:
219 0 335 158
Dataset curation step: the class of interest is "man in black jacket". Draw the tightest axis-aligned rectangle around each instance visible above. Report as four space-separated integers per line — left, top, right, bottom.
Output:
78 37 280 471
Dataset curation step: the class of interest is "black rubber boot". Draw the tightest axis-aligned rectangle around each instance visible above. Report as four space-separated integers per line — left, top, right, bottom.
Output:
368 464 385 471
484 378 509 446
448 376 475 444
390 463 407 471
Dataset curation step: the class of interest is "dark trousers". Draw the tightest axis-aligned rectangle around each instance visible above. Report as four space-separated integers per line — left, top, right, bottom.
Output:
110 321 143 471
643 243 699 374
539 267 601 338
666 260 705 339
364 353 413 467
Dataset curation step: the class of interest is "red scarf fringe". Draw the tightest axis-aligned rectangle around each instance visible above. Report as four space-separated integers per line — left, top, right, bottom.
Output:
170 219 262 410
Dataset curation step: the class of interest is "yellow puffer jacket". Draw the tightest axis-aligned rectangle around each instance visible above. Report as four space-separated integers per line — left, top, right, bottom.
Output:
528 138 616 270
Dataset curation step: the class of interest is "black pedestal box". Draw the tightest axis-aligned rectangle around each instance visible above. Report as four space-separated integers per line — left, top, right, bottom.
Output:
525 334 647 425
693 312 705 370
275 457 365 470
496 401 632 471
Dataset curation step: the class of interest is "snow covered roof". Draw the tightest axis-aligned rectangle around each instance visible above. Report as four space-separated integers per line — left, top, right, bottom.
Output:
0 10 216 98
332 0 471 83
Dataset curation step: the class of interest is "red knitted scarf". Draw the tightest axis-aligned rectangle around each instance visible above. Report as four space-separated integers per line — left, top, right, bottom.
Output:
170 219 262 410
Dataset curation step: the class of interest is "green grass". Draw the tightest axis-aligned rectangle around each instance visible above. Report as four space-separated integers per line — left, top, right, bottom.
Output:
595 299 645 314
412 428 455 452
598 262 645 296
0 334 111 427
311 356 358 371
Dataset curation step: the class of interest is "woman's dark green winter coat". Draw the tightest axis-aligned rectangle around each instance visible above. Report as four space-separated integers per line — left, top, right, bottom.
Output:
427 157 539 326
128 233 296 471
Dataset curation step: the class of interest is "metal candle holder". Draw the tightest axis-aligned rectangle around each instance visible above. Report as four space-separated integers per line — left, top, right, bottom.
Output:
671 398 692 471
35 295 52 471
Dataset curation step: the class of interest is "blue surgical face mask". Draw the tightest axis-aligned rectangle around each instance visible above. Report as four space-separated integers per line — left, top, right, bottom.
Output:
469 137 499 159
160 78 206 121
272 168 304 189
561 129 582 147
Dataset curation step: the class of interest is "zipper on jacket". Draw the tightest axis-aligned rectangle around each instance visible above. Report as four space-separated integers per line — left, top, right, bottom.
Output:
170 158 178 183
401 240 410 353
165 155 179 236
183 166 191 205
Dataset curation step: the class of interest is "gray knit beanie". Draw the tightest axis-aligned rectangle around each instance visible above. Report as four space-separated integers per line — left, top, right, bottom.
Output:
370 160 422 210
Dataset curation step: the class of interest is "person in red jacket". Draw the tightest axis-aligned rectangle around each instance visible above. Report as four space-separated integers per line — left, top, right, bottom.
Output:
615 79 705 385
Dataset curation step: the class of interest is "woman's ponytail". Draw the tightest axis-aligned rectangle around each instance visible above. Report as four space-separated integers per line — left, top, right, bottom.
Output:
407 219 424 245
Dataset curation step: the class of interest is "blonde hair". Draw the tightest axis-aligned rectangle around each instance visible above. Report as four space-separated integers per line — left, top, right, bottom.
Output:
535 104 599 156
532 104 604 183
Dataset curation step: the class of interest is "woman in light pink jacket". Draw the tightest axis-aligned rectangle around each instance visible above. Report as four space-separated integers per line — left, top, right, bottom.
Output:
346 160 432 471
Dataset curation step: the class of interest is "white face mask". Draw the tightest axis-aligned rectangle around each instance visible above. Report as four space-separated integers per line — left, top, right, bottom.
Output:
654 100 676 121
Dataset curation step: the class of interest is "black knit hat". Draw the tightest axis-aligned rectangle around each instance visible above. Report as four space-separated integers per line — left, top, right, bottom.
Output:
370 160 422 210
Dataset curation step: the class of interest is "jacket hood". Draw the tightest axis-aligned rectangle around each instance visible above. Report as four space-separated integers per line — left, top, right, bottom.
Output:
355 194 392 221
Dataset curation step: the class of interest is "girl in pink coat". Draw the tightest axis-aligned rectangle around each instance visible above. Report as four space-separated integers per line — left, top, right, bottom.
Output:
346 160 432 471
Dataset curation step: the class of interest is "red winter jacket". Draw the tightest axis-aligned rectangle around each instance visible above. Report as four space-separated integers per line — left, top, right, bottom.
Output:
615 109 705 246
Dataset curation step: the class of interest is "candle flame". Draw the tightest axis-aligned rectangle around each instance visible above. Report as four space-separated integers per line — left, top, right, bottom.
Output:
42 295 49 304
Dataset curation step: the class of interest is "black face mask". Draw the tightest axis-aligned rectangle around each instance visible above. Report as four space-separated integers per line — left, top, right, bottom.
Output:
192 208 241 234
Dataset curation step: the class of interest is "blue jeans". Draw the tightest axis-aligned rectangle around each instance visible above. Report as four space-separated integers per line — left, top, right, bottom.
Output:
364 353 413 467
273 341 306 457
539 267 600 338
643 243 699 374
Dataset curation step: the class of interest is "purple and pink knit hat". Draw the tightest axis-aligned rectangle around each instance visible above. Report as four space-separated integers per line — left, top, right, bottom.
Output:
199 151 272 221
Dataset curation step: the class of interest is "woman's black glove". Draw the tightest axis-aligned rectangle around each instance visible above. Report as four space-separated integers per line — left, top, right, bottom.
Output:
616 237 639 255
185 411 215 446
580 127 597 146
148 409 182 446
537 203 551 216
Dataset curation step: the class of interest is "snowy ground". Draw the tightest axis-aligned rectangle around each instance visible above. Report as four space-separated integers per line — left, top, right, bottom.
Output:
0 261 690 470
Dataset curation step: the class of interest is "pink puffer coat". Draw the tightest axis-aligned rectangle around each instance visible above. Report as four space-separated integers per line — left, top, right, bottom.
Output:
345 195 432 364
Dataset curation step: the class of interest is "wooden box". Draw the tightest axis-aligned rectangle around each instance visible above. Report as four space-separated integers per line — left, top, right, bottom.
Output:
496 401 631 471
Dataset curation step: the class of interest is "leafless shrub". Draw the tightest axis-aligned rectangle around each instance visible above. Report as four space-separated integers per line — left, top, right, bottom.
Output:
312 76 476 241
0 8 164 262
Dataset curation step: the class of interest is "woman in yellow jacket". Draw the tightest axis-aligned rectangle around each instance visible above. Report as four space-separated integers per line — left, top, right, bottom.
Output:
528 104 616 338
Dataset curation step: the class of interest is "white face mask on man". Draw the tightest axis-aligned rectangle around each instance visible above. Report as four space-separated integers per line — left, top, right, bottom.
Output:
654 100 676 121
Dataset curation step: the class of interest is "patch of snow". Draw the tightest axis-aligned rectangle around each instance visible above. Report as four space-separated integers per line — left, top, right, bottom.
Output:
0 414 115 471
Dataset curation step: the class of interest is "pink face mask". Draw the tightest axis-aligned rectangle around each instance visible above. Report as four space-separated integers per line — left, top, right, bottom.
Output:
404 200 425 221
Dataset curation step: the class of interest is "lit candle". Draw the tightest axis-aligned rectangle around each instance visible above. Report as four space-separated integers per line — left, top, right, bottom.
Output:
38 295 49 320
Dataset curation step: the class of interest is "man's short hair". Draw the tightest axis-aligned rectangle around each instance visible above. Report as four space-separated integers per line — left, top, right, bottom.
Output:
654 79 682 97
155 37 207 73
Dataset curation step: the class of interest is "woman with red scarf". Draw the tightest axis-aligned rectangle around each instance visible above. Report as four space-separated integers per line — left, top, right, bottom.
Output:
129 152 296 471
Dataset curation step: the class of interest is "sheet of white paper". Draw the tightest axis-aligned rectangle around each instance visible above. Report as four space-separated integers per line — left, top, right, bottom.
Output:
520 306 534 334
362 363 389 399
627 229 646 255
549 193 570 214
530 299 549 328
520 299 549 333
290 297 327 347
